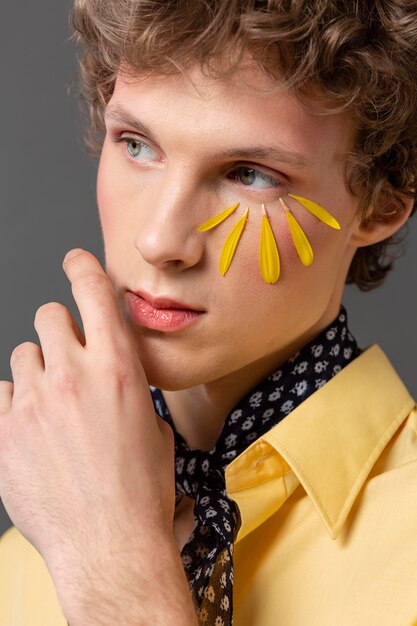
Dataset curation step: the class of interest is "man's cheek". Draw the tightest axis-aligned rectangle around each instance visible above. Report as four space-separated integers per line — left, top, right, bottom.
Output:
97 175 125 236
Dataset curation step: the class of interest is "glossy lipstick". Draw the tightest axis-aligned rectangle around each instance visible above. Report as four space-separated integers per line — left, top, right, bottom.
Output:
126 291 205 332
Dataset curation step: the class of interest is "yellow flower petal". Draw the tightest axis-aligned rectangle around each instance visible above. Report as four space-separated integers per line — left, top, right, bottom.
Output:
286 210 314 266
219 208 249 275
197 202 240 232
288 194 341 229
260 205 280 284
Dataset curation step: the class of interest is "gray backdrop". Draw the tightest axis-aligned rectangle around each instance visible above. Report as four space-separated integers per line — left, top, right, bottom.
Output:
1 2 416 535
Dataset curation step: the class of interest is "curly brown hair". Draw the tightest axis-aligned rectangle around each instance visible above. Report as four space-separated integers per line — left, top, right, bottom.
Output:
70 0 417 290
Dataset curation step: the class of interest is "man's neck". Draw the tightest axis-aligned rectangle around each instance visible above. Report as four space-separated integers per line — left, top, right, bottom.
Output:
161 326 321 451
161 297 345 451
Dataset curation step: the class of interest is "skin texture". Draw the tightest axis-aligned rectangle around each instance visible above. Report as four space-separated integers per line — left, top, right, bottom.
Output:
0 251 197 625
0 57 413 623
98 60 412 450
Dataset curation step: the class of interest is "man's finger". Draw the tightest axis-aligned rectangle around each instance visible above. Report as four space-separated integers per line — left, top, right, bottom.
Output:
62 249 126 353
9 343 44 398
34 302 85 371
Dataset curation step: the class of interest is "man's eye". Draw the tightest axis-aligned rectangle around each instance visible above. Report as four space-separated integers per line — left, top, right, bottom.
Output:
228 166 281 189
123 138 159 161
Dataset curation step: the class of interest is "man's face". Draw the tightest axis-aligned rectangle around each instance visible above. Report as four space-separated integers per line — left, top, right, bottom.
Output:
97 61 360 390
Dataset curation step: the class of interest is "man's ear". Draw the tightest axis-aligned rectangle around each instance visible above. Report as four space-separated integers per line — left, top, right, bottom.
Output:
349 195 415 249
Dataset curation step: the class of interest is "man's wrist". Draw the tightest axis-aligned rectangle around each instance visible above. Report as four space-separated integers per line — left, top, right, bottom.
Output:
59 537 198 626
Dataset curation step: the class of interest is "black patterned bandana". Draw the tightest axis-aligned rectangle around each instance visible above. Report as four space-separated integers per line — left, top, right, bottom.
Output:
151 305 361 625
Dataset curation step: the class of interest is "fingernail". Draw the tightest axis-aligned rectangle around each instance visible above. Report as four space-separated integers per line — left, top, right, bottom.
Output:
63 248 84 264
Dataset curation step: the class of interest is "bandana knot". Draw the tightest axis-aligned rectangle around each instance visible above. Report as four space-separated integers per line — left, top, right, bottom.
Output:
174 441 239 578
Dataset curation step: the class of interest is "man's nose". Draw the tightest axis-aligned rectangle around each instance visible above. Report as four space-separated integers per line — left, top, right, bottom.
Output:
134 178 206 271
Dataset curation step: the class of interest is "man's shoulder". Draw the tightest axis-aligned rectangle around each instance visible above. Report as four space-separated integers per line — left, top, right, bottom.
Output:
0 524 30 559
0 526 67 625
369 402 417 478
0 524 48 583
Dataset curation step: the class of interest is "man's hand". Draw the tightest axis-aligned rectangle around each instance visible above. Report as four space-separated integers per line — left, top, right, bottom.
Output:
0 249 196 624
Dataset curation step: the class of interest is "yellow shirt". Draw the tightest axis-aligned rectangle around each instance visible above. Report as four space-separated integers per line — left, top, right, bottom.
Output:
0 345 416 626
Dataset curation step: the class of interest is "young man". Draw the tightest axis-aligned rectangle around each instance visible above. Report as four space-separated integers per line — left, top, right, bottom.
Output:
0 1 416 625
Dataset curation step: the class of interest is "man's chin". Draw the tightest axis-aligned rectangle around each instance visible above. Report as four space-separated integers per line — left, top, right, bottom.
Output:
145 371 202 392
139 356 205 391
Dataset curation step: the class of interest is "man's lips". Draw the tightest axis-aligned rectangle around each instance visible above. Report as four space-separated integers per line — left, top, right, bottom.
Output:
127 289 205 312
125 290 206 333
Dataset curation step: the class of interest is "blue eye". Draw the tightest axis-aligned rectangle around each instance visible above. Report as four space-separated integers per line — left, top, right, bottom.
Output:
125 138 159 161
229 166 281 189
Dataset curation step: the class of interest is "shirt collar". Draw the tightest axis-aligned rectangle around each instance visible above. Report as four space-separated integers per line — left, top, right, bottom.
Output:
226 345 415 541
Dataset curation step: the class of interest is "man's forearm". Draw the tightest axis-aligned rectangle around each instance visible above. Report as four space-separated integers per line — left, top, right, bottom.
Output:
58 539 198 626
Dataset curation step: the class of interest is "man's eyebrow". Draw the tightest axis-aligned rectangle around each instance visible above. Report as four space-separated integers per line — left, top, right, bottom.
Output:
105 105 160 145
216 146 311 167
104 105 312 167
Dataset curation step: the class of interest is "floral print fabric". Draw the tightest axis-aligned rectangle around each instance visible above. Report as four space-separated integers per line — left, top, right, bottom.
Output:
151 305 360 625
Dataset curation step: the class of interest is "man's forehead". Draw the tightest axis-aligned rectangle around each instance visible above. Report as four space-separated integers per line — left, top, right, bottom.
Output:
114 60 352 131
110 62 356 163
115 55 286 101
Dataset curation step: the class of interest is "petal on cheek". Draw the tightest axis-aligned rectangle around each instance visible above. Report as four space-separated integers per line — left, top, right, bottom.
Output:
220 208 249 276
285 211 314 266
288 194 341 230
259 205 280 284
